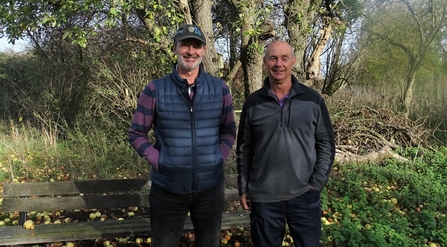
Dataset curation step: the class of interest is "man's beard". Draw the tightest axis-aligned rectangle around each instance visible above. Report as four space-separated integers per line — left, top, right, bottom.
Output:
178 56 203 72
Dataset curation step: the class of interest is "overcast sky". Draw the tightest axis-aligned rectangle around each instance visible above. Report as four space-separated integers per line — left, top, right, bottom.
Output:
0 37 28 52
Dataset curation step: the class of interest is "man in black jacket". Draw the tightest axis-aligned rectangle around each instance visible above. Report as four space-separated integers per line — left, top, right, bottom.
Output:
236 40 335 247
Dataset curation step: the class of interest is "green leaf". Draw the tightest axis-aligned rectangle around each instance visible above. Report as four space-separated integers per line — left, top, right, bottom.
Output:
110 7 118 16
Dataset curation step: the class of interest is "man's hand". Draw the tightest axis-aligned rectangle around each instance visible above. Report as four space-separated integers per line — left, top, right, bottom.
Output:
240 193 251 210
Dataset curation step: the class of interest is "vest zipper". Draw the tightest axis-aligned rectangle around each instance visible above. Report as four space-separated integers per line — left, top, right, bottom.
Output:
189 85 196 192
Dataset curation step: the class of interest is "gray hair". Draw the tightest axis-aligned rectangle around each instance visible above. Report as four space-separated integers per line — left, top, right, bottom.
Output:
263 38 295 60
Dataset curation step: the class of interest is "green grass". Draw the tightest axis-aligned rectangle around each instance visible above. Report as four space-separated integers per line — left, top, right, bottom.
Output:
321 147 447 247
0 120 148 183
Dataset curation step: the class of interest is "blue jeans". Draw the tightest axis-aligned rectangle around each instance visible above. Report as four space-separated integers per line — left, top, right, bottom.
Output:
250 189 322 247
149 183 224 247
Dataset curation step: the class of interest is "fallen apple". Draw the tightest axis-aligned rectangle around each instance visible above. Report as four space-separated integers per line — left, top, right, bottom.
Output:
89 213 97 220
23 219 35 230
100 214 107 221
220 238 228 245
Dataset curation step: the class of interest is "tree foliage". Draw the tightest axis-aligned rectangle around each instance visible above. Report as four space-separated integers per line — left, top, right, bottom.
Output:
3 0 446 144
361 0 447 117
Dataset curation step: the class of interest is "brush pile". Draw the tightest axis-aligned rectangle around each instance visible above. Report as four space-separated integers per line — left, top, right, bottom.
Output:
328 100 438 163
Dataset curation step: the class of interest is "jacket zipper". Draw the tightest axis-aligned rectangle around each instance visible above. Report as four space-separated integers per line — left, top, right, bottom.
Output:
187 83 197 192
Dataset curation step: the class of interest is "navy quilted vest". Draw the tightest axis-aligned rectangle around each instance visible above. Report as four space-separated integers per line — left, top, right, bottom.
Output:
150 67 224 194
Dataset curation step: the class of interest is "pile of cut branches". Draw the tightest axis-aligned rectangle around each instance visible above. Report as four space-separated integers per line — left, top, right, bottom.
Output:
327 100 438 163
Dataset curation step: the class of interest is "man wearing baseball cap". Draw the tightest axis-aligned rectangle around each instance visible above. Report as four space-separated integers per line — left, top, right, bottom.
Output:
128 24 236 247
173 24 207 44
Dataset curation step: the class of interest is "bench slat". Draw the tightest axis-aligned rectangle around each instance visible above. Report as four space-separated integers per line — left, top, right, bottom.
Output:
1 188 240 213
1 193 150 213
3 176 237 197
3 179 150 197
0 211 250 245
0 218 151 245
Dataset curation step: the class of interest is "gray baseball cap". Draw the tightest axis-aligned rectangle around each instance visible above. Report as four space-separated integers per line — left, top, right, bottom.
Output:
174 24 206 45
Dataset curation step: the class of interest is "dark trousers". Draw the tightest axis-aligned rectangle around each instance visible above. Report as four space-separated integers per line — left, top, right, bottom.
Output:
149 183 224 247
250 189 322 247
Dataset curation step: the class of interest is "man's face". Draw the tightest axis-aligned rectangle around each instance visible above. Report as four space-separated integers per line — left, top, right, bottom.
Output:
174 38 206 72
263 42 296 83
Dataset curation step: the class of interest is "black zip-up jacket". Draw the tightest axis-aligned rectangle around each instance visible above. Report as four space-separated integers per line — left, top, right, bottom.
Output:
236 75 335 202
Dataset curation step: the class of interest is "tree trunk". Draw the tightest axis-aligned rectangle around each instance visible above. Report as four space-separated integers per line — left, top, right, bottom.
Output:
403 69 416 118
284 0 323 86
243 41 264 95
191 0 220 76
232 1 275 97
177 0 192 25
307 18 332 83
234 1 257 97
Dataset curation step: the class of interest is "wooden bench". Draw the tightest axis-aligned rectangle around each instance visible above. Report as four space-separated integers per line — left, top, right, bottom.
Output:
0 174 249 246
